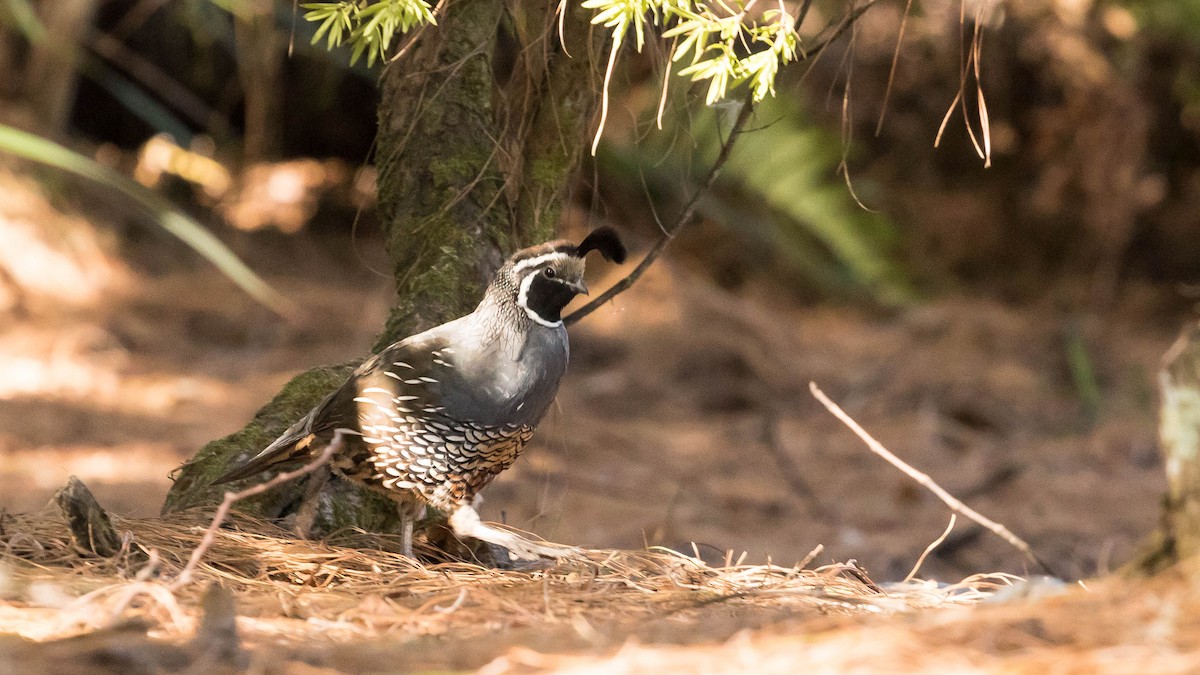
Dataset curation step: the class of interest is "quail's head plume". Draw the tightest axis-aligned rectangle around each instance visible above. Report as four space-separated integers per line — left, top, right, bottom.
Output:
213 227 627 560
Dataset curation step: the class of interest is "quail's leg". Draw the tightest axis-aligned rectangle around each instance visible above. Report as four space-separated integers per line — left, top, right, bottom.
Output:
447 503 582 561
292 465 331 538
400 512 413 559
396 499 426 559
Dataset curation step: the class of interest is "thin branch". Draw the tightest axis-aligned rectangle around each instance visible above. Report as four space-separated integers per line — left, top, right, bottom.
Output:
809 382 1059 578
874 0 915 137
794 0 816 28
170 430 349 589
804 0 881 61
565 94 755 325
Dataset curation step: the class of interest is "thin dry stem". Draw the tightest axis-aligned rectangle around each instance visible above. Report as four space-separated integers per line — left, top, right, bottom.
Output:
591 37 622 156
934 0 992 166
656 34 677 130
809 382 1057 577
556 0 572 58
874 0 915 137
905 514 956 583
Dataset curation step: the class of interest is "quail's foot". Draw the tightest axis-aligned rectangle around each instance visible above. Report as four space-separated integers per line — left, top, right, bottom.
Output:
499 535 584 562
449 504 583 561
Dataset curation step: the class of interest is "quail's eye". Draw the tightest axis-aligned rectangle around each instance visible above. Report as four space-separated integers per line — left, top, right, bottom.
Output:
542 267 556 278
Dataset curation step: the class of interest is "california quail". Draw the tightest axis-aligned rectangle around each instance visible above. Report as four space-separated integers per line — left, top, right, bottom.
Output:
212 228 627 560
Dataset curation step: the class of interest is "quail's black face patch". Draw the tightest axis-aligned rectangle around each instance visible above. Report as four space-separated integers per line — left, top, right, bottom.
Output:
523 269 582 324
506 231 623 327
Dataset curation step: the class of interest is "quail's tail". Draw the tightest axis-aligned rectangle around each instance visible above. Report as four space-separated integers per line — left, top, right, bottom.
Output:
210 420 315 486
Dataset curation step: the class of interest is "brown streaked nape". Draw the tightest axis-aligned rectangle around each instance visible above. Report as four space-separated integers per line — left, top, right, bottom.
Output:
508 240 576 264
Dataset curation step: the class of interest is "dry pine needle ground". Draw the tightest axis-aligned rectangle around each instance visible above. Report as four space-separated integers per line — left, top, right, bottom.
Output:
0 508 1004 652
2 510 1200 673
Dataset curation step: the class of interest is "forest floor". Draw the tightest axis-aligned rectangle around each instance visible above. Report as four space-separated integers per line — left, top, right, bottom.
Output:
2 164 1199 672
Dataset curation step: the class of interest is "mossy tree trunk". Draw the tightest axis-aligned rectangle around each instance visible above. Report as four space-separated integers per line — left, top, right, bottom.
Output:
162 0 598 536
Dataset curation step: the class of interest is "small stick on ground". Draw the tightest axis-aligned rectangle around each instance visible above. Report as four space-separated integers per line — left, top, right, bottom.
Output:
841 559 884 594
171 431 348 589
809 382 1058 578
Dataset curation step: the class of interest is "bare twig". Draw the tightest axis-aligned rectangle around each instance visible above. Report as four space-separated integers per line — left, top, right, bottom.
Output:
874 0 915 136
171 431 348 589
565 94 756 325
905 514 956 582
797 543 824 569
804 0 881 60
809 382 1058 577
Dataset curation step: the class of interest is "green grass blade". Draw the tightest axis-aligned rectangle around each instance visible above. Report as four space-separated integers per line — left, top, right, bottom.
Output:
0 123 296 317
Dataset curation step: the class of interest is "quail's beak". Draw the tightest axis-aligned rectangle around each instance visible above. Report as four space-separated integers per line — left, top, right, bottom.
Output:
569 280 589 296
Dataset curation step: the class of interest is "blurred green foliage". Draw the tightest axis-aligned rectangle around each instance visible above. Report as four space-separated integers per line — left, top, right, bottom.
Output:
705 96 910 304
0 0 294 311
0 124 294 315
606 94 911 304
1125 0 1200 42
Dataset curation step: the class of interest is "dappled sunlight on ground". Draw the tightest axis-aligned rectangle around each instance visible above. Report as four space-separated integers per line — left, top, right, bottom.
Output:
0 169 128 312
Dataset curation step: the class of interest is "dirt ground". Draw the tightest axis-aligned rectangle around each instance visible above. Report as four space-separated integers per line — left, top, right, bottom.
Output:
1 166 1194 670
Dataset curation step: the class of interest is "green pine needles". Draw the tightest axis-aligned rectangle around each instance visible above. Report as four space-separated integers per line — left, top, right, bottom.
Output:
586 0 799 104
301 0 436 66
300 1 800 141
582 0 801 151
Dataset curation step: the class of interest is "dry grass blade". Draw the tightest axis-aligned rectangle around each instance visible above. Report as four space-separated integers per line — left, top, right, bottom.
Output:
934 0 992 166
905 514 956 583
809 382 1057 577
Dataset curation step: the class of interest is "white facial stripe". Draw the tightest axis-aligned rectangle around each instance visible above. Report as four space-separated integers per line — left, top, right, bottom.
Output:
512 251 571 274
517 271 563 328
